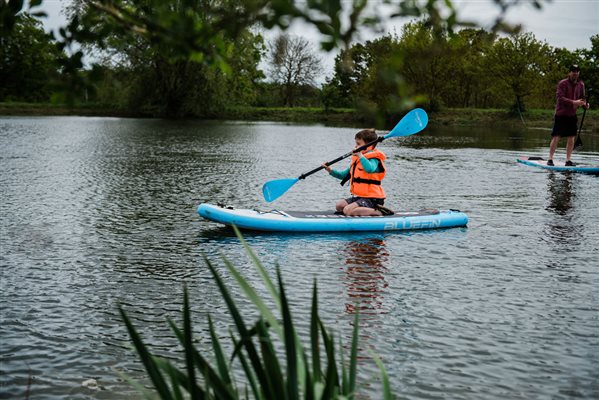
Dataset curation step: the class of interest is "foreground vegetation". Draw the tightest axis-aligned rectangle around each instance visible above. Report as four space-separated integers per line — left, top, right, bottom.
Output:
120 227 391 399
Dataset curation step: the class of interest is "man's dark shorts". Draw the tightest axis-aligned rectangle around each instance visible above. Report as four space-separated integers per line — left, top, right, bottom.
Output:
552 115 578 137
345 196 384 209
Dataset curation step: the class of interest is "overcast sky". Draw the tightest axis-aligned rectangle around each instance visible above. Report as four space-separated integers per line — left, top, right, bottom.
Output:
36 0 598 81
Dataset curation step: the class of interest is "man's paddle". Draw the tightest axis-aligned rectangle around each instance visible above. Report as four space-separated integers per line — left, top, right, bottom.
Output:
262 108 429 202
574 89 591 150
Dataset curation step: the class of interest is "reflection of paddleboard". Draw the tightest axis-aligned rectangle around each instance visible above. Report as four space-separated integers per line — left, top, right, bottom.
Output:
517 157 599 175
197 203 468 232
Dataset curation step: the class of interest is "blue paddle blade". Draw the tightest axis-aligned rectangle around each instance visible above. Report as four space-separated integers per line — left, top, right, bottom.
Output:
385 108 429 139
262 178 299 202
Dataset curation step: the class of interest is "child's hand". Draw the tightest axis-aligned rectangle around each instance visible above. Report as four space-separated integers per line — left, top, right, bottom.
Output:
322 163 332 173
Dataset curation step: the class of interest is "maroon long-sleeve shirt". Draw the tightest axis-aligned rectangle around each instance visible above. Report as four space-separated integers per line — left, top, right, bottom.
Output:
555 78 585 117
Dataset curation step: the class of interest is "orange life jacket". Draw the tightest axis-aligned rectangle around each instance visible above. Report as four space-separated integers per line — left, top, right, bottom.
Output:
345 149 386 198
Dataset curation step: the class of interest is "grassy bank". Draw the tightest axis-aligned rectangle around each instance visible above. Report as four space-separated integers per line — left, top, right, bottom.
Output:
0 102 141 118
1 102 597 132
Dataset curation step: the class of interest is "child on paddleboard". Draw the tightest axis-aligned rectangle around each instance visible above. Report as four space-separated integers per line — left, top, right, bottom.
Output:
323 128 393 216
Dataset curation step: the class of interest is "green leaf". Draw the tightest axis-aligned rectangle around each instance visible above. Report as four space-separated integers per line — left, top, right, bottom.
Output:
349 311 359 395
167 319 234 400
302 352 314 400
155 359 189 400
371 351 393 400
205 256 273 397
255 319 286 398
113 368 157 400
232 226 280 309
310 280 322 383
320 325 339 399
231 227 308 391
340 336 348 394
118 306 173 399
181 286 201 399
220 255 282 339
277 267 299 400
231 334 263 400
208 315 233 386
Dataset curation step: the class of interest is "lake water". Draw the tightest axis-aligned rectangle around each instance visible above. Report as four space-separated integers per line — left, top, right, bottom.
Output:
1 116 598 399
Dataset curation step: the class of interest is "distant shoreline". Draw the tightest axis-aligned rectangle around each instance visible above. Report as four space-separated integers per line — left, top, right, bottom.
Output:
1 103 597 133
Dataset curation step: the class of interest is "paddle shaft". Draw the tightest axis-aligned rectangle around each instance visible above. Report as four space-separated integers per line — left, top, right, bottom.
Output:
298 136 384 180
575 91 591 147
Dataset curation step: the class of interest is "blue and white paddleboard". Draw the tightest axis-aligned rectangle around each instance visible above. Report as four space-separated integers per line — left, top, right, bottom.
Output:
197 203 468 232
517 156 599 175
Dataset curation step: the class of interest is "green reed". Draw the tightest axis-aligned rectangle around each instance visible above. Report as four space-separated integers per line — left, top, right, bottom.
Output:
119 227 392 399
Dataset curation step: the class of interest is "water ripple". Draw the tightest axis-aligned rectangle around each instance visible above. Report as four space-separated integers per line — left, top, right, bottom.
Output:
1 117 598 399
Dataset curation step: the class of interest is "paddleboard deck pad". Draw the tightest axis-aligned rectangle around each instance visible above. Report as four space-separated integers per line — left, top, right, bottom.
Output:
517 156 599 175
198 203 468 232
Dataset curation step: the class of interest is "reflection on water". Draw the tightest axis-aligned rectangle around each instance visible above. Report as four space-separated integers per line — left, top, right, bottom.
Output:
542 172 583 266
545 172 574 215
343 238 389 316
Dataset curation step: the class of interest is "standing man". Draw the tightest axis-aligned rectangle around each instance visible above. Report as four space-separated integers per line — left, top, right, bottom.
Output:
547 64 589 166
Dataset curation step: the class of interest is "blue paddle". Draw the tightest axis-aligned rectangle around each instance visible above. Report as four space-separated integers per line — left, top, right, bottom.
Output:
262 108 429 202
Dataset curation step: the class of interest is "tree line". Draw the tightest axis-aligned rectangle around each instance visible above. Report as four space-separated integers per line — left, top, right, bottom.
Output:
1 6 597 119
324 24 598 116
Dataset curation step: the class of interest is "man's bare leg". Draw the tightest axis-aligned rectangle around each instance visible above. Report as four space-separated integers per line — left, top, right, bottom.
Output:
548 135 561 161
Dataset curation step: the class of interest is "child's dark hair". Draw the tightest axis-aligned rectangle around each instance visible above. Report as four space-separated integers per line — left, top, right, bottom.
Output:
355 128 378 145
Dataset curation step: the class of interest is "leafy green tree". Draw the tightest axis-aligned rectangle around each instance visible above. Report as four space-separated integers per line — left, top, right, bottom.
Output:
321 77 345 111
578 34 599 98
531 46 574 109
0 12 63 101
66 0 266 117
441 28 495 108
1 0 45 36
354 35 412 116
326 34 415 118
486 32 551 112
395 22 455 110
326 42 370 107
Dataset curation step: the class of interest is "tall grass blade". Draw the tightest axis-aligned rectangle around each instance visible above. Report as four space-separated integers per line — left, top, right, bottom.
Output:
208 315 232 386
302 352 314 400
114 369 157 400
277 267 299 400
169 319 234 399
204 256 273 397
233 226 280 310
255 319 286 398
349 311 359 396
167 319 235 400
221 255 282 339
182 286 201 399
231 227 307 391
320 325 340 399
310 280 322 384
231 335 263 400
371 351 393 400
118 306 173 399
340 338 348 395
158 360 186 400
